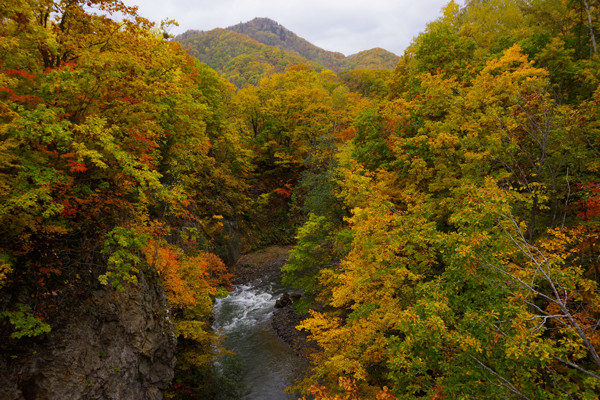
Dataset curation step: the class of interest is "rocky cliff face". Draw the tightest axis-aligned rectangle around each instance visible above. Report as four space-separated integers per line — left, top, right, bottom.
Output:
0 271 176 400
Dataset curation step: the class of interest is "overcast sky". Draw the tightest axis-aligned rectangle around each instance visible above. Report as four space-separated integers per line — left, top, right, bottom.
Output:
121 0 461 56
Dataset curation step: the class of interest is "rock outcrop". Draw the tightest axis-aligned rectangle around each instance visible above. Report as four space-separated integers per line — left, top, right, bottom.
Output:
271 300 320 360
0 271 176 400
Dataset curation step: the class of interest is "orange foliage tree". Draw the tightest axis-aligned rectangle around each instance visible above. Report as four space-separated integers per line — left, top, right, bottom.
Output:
0 0 245 376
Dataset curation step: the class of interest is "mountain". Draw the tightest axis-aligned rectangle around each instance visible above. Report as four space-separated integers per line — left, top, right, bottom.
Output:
227 18 400 71
227 17 346 70
177 28 265 71
176 28 322 87
345 47 402 70
175 18 400 87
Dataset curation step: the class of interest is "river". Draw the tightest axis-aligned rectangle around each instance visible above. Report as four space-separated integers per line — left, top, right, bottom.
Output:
212 273 307 400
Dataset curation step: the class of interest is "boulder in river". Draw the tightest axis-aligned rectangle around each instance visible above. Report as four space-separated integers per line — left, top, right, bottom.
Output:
275 292 292 308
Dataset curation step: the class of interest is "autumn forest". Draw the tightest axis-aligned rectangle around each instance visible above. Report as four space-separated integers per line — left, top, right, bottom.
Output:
1 0 600 399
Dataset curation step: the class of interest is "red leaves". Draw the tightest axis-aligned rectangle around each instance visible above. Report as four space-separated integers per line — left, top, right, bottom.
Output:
65 159 88 173
38 266 62 276
0 87 43 104
129 132 154 144
577 183 600 220
60 153 88 173
336 126 357 141
0 65 41 104
274 183 294 198
302 377 395 400
59 200 77 217
119 96 141 104
5 68 36 81
170 382 197 398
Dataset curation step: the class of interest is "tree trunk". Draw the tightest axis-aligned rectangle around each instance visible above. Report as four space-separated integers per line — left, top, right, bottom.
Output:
582 0 598 56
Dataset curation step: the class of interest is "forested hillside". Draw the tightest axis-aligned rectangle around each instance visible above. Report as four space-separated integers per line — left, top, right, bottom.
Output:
344 48 402 70
227 18 400 70
227 18 399 72
228 18 347 70
175 27 323 87
176 18 400 87
1 0 600 399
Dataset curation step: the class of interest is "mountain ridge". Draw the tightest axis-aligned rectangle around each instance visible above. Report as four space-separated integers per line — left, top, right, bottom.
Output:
226 17 347 70
175 27 323 87
175 18 399 86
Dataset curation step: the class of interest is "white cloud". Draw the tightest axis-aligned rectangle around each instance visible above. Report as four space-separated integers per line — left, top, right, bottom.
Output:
123 0 459 56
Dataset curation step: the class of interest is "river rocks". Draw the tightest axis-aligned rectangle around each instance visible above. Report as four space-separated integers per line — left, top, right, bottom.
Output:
232 245 293 284
275 292 304 308
275 292 292 308
272 290 319 360
271 303 320 360
0 271 176 400
231 246 320 360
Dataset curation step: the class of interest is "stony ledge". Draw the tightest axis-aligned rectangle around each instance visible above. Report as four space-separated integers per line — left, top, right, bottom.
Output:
0 271 176 400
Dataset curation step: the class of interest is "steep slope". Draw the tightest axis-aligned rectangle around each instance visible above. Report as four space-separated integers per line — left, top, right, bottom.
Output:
0 272 176 400
178 28 265 71
177 28 321 86
176 18 400 87
227 17 346 70
227 18 400 71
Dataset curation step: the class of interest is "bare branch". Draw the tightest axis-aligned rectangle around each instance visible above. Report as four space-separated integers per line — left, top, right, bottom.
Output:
469 355 531 400
487 214 600 369
553 356 600 381
562 167 570 229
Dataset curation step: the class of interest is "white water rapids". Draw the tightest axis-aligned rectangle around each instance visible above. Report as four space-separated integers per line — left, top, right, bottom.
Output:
212 278 306 400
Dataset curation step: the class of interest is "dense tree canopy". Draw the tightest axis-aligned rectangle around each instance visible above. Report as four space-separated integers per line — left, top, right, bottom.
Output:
2 0 600 399
0 0 241 395
283 1 600 399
